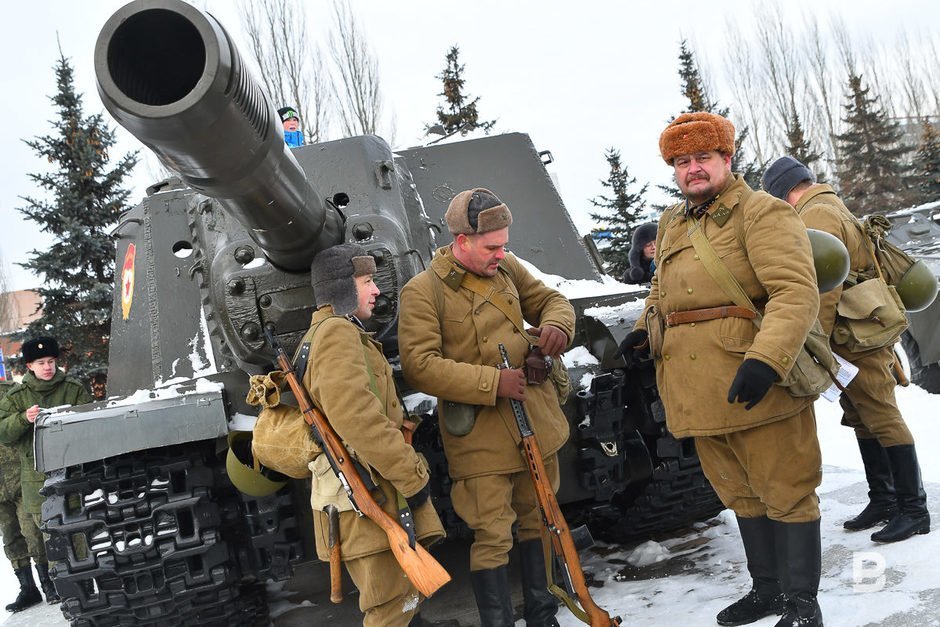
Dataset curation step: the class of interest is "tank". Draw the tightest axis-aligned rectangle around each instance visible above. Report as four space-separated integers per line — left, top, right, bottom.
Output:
32 1 722 624
884 206 940 393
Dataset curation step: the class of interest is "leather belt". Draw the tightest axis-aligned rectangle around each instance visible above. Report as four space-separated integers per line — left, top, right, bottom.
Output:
665 305 757 327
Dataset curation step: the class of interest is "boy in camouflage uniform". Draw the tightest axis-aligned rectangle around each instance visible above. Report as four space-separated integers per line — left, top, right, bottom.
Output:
0 337 92 606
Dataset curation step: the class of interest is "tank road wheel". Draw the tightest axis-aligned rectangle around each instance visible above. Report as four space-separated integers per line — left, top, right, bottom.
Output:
40 444 272 627
901 331 940 394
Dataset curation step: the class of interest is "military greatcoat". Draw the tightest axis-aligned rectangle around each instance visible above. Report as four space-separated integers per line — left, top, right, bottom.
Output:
636 175 820 438
398 247 575 480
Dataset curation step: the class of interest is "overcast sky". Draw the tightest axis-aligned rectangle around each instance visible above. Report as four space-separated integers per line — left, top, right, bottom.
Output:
2 0 939 291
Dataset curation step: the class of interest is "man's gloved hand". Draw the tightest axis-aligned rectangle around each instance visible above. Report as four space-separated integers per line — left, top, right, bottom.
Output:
615 329 650 368
527 325 568 358
406 482 430 510
497 367 527 400
727 359 779 410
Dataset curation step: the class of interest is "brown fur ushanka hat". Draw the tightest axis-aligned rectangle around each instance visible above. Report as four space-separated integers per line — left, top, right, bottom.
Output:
444 188 513 235
659 112 736 164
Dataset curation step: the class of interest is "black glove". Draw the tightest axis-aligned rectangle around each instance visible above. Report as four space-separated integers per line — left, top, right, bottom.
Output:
727 359 779 410
615 329 650 367
406 482 430 510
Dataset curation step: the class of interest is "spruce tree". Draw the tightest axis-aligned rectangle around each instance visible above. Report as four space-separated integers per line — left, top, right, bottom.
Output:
589 148 648 278
16 52 138 382
834 73 914 216
912 120 940 204
787 110 824 181
429 45 495 136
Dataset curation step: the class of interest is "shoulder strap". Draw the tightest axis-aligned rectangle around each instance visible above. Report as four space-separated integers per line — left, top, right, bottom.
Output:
687 217 762 329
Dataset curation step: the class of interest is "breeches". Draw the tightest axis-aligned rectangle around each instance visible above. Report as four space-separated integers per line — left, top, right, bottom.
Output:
695 406 821 522
344 549 421 627
451 454 560 571
839 346 913 446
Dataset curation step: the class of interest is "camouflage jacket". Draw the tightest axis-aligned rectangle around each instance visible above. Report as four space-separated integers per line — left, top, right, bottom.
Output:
0 371 91 513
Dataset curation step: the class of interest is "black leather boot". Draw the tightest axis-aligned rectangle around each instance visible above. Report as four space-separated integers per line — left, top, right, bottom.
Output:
844 438 896 531
35 562 61 604
717 516 784 626
518 539 560 627
872 445 930 543
773 519 823 627
470 566 514 627
5 566 43 612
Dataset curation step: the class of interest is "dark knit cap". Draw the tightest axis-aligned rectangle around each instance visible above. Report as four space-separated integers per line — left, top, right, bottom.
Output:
277 106 299 122
659 112 736 164
22 336 60 363
761 156 815 200
311 244 376 315
445 188 513 235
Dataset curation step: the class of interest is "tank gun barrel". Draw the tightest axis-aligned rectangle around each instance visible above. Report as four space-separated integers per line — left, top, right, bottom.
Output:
94 0 342 271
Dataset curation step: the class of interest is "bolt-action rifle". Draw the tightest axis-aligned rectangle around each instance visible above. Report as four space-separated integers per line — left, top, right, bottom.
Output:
265 327 451 598
498 343 620 626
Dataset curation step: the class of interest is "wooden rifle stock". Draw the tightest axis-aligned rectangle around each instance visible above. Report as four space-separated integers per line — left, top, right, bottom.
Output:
266 329 451 598
499 344 620 626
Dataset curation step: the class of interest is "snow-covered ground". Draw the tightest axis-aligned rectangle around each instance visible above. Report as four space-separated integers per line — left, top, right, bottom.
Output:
2 381 937 626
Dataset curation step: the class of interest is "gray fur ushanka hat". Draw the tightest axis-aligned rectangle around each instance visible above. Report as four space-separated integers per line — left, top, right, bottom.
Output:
310 244 376 315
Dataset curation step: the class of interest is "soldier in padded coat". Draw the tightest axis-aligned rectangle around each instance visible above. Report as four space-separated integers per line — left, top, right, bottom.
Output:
398 188 575 627
302 244 444 627
763 155 929 545
618 113 824 627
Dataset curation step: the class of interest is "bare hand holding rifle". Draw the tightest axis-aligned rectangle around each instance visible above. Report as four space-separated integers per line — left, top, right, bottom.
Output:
498 343 620 626
265 327 451 598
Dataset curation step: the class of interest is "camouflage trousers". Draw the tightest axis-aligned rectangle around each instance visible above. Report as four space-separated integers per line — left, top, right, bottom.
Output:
0 489 47 570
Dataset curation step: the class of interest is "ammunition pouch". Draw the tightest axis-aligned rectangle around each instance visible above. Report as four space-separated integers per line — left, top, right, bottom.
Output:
309 455 355 513
777 319 839 397
524 346 572 404
833 278 908 352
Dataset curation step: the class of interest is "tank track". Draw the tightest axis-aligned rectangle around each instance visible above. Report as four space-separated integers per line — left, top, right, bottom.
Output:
577 364 724 542
40 443 298 626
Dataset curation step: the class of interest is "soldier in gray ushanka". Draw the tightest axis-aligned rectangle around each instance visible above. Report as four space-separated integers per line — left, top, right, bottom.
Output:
619 113 824 627
398 189 575 627
763 155 930 545
301 243 444 627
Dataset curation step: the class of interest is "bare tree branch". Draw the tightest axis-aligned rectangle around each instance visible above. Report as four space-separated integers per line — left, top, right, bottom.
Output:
329 0 387 139
240 0 330 143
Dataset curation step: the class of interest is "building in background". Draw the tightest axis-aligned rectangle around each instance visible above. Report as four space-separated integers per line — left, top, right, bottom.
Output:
0 290 42 381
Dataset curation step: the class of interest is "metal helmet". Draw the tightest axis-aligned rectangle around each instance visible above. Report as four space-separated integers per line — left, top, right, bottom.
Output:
226 431 288 497
807 229 850 292
895 259 939 313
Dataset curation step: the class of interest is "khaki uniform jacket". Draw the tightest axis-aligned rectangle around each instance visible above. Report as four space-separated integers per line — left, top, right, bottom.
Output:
636 175 819 438
303 307 443 561
794 184 878 354
398 247 575 480
0 371 91 513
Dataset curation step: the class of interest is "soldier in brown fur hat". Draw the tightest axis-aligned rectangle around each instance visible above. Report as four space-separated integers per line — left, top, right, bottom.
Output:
399 188 575 626
619 113 825 627
302 244 444 626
